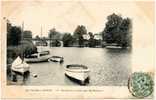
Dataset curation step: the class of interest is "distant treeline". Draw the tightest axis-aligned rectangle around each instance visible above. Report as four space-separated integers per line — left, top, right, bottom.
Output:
35 13 132 48
7 13 132 49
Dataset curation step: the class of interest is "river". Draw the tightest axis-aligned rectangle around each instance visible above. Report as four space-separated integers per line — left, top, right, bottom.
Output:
9 47 131 86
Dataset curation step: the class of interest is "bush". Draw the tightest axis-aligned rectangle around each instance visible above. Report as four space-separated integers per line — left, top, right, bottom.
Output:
7 40 37 64
62 33 74 47
50 40 61 47
20 40 37 57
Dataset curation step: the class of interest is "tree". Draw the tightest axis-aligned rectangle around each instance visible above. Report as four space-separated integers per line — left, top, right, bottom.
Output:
73 25 87 47
7 26 22 46
62 33 74 47
20 40 37 57
88 32 96 47
48 28 61 40
41 37 48 46
118 18 132 47
50 40 61 47
23 30 32 40
102 13 122 43
35 35 40 40
102 13 132 48
7 20 12 35
88 32 94 39
48 28 62 47
49 28 56 40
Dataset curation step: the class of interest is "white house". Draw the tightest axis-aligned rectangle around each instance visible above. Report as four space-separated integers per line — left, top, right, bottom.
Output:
82 34 90 40
94 34 102 40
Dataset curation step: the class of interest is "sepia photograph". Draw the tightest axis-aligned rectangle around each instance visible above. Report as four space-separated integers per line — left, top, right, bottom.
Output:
4 1 132 86
1 0 154 99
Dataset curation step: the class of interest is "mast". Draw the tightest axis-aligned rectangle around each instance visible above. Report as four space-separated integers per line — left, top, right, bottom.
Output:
21 21 24 61
40 25 42 51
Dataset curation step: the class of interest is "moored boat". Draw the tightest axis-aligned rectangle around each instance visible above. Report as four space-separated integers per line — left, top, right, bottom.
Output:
105 45 122 49
105 43 122 49
65 64 90 84
11 56 30 74
48 56 64 63
25 51 51 63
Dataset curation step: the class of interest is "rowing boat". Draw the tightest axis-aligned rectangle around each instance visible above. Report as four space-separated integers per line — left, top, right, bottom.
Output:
65 64 90 84
48 56 64 63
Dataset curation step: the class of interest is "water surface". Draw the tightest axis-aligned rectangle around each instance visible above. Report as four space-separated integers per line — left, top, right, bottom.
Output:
10 47 131 86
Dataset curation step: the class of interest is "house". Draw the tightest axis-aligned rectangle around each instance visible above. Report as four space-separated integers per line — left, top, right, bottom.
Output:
94 34 102 40
82 34 90 40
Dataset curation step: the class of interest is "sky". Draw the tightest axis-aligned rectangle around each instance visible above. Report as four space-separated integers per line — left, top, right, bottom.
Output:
2 1 154 38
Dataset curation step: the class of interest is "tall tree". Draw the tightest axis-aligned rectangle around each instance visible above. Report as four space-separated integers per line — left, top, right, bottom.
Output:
102 13 122 43
62 33 74 47
88 32 94 39
88 32 96 47
7 21 12 46
7 26 22 46
73 25 87 47
102 13 132 48
49 28 56 40
48 28 61 40
118 18 132 47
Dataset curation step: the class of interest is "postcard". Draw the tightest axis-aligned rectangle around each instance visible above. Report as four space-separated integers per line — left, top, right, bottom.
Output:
0 0 155 99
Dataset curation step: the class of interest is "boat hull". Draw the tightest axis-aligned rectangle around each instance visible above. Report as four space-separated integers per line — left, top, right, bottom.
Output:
65 69 90 82
105 46 122 49
25 57 49 63
25 55 51 63
25 51 51 63
12 67 30 74
48 57 63 62
11 63 30 74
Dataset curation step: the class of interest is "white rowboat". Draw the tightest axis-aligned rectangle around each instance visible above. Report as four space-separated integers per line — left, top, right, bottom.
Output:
65 64 90 83
48 56 64 62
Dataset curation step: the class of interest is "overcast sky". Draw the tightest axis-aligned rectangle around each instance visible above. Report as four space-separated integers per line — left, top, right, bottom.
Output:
2 1 154 38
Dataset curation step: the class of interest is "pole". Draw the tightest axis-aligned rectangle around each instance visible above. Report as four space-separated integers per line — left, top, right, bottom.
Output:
41 25 42 51
21 21 24 61
41 25 42 38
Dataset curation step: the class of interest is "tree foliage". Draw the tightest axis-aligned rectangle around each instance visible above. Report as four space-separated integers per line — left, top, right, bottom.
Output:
7 26 22 46
48 28 62 40
117 18 132 47
7 22 37 60
50 40 61 47
23 30 32 39
102 13 132 48
62 33 74 47
7 40 37 63
20 40 37 57
88 32 95 47
73 25 87 46
88 32 94 39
